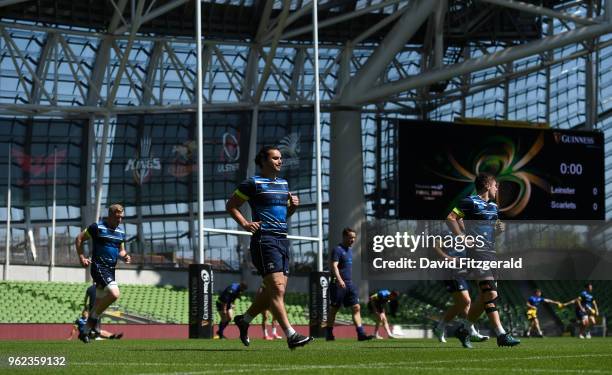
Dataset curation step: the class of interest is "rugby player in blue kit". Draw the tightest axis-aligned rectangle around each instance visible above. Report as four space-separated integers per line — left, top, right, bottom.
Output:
525 288 561 337
563 283 599 339
226 146 313 350
446 173 520 348
325 228 374 341
216 282 248 339
75 204 131 344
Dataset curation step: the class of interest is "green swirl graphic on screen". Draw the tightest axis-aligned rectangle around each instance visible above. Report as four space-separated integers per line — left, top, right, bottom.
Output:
433 132 549 218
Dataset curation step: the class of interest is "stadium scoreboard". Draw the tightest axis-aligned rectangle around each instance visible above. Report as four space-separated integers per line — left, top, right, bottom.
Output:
397 120 605 220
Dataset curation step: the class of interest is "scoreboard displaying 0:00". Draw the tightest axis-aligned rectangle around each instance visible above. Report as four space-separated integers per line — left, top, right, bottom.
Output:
397 120 605 220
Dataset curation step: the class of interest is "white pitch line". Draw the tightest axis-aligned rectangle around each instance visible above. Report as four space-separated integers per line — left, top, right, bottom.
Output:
71 352 612 370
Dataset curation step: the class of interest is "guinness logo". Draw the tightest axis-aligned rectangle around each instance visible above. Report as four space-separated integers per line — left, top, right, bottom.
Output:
320 276 328 289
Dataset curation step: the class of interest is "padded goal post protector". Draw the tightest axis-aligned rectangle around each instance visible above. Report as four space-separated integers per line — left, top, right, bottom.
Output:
189 264 214 339
309 271 330 338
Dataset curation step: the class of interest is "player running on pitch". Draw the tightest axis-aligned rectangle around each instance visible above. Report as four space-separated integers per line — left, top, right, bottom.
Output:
227 146 313 350
75 204 131 344
446 173 520 348
562 283 599 339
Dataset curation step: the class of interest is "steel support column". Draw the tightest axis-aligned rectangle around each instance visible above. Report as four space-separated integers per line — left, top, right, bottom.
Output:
481 0 598 25
31 32 57 105
585 2 599 129
329 44 368 300
434 0 447 68
340 0 438 104
239 47 260 286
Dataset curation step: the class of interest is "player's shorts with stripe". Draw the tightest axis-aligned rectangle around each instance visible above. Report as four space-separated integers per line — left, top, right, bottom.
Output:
330 282 359 308
444 278 469 293
576 307 594 321
250 232 289 276
90 262 116 288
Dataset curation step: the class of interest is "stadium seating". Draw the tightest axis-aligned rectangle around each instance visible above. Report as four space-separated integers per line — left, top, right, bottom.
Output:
0 281 312 325
6 280 603 332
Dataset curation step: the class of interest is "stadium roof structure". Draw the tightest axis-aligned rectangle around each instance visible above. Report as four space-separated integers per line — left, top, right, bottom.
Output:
0 0 545 42
0 0 609 120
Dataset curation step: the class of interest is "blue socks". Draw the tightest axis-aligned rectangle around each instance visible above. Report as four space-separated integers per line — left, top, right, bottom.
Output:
356 326 365 336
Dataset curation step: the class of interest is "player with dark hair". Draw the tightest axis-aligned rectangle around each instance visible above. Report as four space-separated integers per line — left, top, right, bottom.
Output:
227 146 313 349
563 283 598 339
525 288 561 338
368 289 399 339
75 203 131 344
216 282 248 339
326 228 374 341
446 173 520 348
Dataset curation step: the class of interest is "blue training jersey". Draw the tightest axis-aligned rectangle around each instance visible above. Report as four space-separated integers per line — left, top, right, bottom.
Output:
579 290 594 309
528 295 544 308
234 176 289 236
219 283 242 304
331 244 353 283
370 289 391 304
439 231 467 258
86 220 126 268
75 317 87 334
453 195 498 251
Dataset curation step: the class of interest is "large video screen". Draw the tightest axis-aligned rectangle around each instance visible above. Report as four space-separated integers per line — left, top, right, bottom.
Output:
398 120 605 220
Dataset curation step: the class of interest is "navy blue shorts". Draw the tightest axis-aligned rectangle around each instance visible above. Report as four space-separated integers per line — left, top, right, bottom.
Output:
250 233 289 276
576 308 593 321
330 282 359 308
467 250 497 280
444 278 469 293
90 262 116 288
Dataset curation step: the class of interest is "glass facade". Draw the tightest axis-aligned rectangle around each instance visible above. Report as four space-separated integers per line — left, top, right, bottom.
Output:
1 1 611 271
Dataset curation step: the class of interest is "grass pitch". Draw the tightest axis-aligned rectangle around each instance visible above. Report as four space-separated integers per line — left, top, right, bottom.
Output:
1 337 611 374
